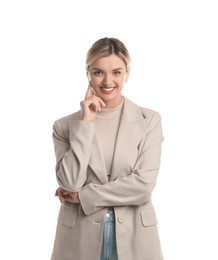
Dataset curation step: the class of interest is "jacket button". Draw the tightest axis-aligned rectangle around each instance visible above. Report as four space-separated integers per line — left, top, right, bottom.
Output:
117 217 124 223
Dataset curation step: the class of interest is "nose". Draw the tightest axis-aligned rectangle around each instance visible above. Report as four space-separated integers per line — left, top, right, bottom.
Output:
102 74 112 86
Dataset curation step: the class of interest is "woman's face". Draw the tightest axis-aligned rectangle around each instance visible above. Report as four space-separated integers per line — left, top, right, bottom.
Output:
88 54 129 108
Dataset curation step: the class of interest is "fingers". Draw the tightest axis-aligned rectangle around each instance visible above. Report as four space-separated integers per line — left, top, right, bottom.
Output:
55 188 80 204
84 84 106 108
70 192 80 203
87 96 105 112
85 84 93 99
55 188 65 203
55 188 59 196
55 187 66 203
81 84 106 121
95 96 106 109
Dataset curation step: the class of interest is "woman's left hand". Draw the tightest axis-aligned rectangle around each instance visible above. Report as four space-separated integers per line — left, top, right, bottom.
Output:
55 187 80 204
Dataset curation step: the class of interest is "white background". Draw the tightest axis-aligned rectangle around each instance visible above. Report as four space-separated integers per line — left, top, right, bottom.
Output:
0 0 218 259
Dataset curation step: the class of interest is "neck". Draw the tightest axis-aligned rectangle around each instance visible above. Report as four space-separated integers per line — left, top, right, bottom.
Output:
104 96 123 109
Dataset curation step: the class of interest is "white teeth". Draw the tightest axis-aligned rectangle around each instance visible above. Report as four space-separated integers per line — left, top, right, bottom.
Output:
102 88 113 91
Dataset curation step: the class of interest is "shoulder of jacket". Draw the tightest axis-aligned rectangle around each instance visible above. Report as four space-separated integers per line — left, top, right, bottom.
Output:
124 97 161 120
139 107 161 121
53 110 80 133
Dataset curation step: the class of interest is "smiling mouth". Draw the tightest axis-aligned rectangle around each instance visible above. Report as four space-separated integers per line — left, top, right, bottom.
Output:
100 86 116 92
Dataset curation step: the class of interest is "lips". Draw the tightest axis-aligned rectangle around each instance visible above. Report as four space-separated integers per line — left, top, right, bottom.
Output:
101 87 114 92
99 86 116 95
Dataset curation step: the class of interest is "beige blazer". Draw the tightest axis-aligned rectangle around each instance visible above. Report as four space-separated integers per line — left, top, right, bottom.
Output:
51 97 164 260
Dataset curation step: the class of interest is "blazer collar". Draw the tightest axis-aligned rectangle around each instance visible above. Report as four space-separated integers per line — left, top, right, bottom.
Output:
89 97 147 183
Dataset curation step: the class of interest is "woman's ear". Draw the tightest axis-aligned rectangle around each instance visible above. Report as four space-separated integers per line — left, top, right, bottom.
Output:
125 70 130 83
86 71 91 83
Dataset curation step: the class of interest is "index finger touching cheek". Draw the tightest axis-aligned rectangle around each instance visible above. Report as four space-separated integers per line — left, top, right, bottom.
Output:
85 84 94 99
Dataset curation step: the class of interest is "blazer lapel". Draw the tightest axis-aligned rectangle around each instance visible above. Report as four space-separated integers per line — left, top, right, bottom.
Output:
110 98 147 181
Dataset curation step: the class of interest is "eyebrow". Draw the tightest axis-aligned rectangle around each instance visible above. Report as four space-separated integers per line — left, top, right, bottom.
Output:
92 68 123 71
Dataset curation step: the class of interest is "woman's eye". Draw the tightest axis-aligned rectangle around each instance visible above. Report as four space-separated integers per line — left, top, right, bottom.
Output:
93 71 103 76
113 71 121 76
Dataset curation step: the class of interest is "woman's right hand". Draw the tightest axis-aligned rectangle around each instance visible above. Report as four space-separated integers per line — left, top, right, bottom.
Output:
80 84 105 121
55 187 80 204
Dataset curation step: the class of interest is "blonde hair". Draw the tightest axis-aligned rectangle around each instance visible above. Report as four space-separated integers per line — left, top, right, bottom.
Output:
86 37 130 71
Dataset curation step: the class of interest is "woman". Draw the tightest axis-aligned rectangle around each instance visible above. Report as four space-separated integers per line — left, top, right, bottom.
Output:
51 37 164 260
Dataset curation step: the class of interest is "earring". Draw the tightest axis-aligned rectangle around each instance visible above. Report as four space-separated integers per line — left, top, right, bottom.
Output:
125 79 128 83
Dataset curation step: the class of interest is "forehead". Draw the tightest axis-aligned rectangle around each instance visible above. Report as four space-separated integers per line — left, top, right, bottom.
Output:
90 55 126 70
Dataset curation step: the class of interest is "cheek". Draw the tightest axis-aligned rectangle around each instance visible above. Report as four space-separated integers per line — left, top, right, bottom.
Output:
90 77 101 85
117 77 126 86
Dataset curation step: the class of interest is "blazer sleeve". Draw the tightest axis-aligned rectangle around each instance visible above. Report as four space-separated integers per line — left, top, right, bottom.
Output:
53 119 95 192
79 112 164 215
